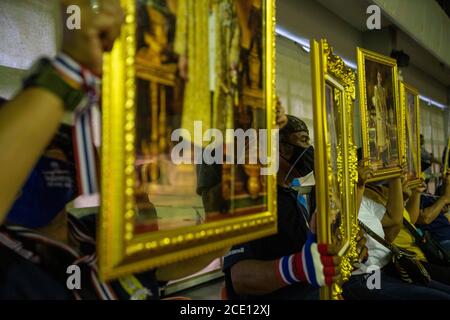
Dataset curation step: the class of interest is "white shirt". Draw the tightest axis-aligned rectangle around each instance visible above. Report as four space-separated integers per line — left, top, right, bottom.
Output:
353 196 392 275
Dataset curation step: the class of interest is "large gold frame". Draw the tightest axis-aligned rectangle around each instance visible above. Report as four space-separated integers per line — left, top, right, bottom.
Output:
444 138 450 174
400 82 422 188
99 0 277 281
357 48 405 182
311 39 359 300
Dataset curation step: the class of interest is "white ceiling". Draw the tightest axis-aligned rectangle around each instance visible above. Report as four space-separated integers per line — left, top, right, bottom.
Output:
282 0 450 86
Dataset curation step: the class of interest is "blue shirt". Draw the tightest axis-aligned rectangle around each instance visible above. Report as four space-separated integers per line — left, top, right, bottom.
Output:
418 194 450 242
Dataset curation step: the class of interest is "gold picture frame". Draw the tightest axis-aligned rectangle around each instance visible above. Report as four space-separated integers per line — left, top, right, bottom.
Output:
357 48 405 182
99 0 277 281
311 39 359 300
444 138 450 174
400 82 422 188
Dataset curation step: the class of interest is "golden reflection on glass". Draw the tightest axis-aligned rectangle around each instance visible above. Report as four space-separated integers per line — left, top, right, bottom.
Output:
132 0 267 233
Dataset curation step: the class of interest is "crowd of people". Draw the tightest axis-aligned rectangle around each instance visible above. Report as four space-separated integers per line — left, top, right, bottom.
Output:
1 0 450 300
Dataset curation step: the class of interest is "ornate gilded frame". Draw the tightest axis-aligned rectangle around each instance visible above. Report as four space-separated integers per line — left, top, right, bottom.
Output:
357 48 405 182
99 0 277 281
311 39 359 300
400 82 422 188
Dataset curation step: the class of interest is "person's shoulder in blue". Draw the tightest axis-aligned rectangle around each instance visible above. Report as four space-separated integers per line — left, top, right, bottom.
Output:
0 144 161 300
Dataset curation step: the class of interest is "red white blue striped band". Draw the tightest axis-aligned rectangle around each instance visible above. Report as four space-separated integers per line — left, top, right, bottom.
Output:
53 53 100 195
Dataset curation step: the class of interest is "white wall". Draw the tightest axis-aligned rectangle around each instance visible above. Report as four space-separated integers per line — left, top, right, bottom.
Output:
0 0 59 98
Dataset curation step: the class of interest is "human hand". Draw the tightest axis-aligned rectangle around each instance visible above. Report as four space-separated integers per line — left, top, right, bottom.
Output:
61 0 124 76
178 55 189 80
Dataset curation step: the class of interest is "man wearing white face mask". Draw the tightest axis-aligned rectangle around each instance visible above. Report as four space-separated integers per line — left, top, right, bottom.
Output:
222 115 367 300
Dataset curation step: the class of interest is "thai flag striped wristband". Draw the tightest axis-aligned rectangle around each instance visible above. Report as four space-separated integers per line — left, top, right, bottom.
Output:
54 53 100 196
275 233 336 288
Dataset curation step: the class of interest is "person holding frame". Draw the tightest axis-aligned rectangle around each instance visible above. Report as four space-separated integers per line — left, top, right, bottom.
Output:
222 115 367 300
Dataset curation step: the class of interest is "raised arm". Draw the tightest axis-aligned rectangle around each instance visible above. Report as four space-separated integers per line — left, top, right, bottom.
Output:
405 184 427 224
230 259 287 295
382 177 404 242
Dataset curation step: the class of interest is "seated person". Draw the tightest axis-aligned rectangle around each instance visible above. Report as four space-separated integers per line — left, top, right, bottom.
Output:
343 157 450 299
196 97 289 218
417 171 450 256
222 115 366 300
0 0 224 299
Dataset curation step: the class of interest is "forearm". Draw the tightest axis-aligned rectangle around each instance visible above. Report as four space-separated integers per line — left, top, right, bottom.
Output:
405 192 421 224
230 260 285 296
418 197 449 225
156 249 227 282
384 178 403 227
0 88 64 222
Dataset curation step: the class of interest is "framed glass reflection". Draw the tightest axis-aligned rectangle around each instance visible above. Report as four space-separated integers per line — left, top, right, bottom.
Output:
357 48 405 181
400 82 421 188
99 0 277 281
311 39 359 300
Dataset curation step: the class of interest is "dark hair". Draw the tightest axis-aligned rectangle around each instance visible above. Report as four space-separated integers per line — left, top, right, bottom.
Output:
280 115 309 143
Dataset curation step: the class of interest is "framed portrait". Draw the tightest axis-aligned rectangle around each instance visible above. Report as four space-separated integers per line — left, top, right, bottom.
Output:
311 39 360 300
400 82 421 188
357 48 405 181
99 0 277 280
